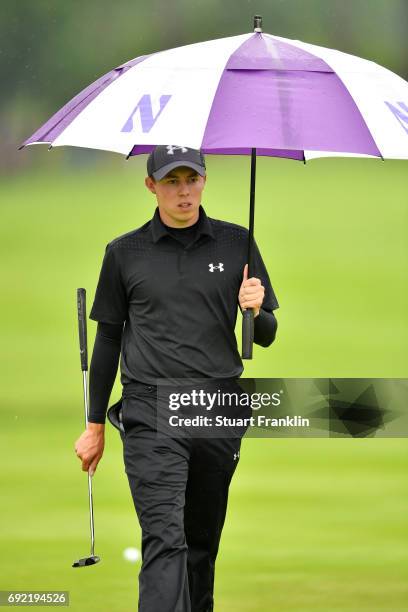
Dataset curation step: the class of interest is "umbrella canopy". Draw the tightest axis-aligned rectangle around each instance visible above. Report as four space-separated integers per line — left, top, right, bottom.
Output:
20 16 408 358
20 24 408 161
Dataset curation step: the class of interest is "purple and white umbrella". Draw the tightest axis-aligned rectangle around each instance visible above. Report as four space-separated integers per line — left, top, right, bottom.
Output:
20 15 408 357
20 16 408 159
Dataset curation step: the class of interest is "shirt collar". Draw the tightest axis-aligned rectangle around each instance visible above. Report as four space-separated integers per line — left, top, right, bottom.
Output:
150 205 215 244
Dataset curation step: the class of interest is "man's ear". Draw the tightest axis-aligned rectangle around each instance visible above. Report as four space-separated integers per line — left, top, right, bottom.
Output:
145 176 156 194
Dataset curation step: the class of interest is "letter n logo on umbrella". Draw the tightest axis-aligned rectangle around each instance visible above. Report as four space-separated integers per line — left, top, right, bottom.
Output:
121 94 172 133
384 101 408 135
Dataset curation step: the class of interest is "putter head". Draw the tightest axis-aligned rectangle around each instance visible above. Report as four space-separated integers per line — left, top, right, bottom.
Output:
72 555 100 568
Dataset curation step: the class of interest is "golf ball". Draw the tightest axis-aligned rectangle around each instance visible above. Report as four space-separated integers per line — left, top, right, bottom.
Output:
123 547 141 563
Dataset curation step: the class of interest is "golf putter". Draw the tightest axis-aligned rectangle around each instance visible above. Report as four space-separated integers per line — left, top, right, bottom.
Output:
72 288 101 568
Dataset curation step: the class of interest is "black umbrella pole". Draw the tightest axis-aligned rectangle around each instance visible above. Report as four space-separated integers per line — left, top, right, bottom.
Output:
242 148 256 360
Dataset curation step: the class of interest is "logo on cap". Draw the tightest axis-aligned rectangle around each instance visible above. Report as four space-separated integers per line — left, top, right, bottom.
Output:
166 145 189 155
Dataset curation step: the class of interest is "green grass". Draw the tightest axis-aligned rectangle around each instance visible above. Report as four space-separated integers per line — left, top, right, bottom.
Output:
1 154 407 610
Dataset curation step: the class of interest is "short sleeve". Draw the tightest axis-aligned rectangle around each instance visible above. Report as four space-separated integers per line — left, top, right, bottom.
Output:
89 244 128 324
252 239 279 311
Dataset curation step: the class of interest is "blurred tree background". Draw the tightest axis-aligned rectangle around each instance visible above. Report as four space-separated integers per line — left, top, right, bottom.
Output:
1 0 407 173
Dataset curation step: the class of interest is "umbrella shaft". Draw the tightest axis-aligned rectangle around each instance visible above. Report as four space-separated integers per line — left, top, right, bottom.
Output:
247 148 256 275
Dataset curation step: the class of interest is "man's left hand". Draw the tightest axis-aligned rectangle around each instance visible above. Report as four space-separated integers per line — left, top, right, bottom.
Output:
238 264 265 318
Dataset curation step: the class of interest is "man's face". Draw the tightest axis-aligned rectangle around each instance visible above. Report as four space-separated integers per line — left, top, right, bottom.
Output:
145 166 206 227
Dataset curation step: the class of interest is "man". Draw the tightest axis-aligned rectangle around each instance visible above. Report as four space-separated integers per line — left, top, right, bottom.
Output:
74 145 279 611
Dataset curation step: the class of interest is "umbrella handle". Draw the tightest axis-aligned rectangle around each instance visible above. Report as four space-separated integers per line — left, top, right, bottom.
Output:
242 309 254 359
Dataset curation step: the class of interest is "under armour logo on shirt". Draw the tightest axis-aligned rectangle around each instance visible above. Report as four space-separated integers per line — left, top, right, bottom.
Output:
233 451 240 460
209 263 224 272
166 145 188 155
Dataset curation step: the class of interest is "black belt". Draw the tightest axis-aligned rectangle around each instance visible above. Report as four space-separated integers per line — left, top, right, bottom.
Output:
122 381 157 398
122 377 240 399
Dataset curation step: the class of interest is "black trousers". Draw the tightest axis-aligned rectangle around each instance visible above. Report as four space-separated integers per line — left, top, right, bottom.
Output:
108 382 245 612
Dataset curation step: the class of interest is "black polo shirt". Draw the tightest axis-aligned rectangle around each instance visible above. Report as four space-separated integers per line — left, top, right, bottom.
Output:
89 205 279 385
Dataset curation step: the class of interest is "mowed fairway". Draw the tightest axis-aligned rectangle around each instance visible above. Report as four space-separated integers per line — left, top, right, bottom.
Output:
1 153 407 610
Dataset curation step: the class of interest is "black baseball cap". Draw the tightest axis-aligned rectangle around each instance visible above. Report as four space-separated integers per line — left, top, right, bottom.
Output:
147 145 206 180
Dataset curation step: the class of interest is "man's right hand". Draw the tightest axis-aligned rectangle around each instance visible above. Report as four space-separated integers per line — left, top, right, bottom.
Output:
74 423 105 477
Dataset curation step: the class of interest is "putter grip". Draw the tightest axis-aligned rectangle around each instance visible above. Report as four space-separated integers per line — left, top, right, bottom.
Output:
242 308 254 359
77 288 88 371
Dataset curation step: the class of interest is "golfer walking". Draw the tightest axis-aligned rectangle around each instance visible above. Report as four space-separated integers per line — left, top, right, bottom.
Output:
74 146 279 611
